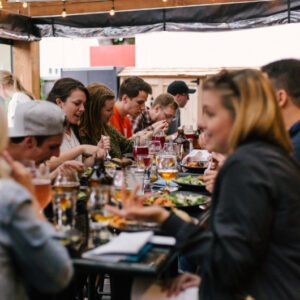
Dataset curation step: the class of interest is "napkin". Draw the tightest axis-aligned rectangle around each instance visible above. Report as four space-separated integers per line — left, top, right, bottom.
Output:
182 149 210 164
83 231 154 261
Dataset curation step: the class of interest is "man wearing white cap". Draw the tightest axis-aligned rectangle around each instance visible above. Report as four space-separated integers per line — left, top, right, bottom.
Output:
7 100 65 165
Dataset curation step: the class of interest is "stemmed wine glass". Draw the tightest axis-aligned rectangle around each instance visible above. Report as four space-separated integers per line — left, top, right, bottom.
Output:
137 154 152 192
157 153 178 192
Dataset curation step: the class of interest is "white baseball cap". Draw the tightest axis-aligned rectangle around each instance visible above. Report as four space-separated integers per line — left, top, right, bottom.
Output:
9 100 65 137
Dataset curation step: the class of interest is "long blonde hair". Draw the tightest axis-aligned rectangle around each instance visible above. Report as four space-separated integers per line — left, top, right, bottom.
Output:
0 70 33 99
203 69 292 154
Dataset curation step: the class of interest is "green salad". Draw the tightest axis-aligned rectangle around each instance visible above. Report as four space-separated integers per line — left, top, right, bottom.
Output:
176 175 204 186
169 193 208 206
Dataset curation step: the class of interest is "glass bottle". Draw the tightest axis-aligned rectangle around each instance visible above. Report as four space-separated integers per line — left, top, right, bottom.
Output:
173 129 190 160
89 157 114 188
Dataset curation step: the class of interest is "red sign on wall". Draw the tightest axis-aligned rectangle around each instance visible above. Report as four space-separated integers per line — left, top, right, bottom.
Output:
90 45 135 67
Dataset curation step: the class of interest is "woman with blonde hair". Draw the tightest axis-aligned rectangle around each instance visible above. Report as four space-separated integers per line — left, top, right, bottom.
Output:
0 70 33 128
0 107 73 299
108 69 300 300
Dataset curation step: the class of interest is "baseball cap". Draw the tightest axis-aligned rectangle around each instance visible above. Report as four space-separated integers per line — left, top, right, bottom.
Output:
167 81 196 96
9 101 65 138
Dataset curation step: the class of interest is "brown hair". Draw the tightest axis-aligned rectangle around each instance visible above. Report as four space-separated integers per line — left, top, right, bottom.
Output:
80 82 115 145
203 69 292 154
152 93 178 110
119 76 152 100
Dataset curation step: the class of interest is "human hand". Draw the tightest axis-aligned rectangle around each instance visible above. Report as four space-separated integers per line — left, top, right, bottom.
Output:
152 120 168 133
162 272 201 297
106 185 170 224
209 152 226 170
98 135 111 152
203 169 218 193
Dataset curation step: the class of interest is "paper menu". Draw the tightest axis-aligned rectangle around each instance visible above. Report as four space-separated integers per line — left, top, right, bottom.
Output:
83 231 154 258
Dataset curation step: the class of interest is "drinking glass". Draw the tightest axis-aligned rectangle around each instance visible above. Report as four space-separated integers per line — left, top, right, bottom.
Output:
113 167 141 207
88 185 113 245
133 138 149 163
32 164 52 209
149 140 161 162
152 129 166 148
157 154 178 192
137 154 152 192
52 170 80 232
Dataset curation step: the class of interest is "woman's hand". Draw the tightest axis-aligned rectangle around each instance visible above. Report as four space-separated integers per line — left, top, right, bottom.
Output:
98 135 111 152
203 169 218 193
106 185 170 224
163 272 201 297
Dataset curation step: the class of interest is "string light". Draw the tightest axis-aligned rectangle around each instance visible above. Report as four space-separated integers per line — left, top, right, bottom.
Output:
22 1 27 8
61 0 67 18
109 0 115 16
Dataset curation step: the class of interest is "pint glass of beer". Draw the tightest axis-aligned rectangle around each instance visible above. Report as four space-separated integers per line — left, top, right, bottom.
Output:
32 165 52 209
52 171 80 231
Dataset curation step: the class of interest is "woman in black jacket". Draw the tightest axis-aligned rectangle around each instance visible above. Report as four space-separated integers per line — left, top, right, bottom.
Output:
109 69 300 300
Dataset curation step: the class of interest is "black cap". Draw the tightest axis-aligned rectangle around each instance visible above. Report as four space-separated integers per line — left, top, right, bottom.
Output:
167 81 196 96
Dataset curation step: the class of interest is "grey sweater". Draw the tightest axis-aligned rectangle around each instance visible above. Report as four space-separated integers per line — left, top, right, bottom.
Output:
0 179 73 300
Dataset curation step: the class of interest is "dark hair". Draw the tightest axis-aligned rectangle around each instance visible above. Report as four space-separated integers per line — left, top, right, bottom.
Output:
119 76 152 100
80 83 115 145
10 135 49 146
46 77 89 104
262 59 300 107
152 93 178 110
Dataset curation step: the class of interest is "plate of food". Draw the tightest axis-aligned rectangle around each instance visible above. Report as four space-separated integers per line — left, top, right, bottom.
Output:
180 161 208 173
173 174 207 192
108 216 160 233
144 191 210 210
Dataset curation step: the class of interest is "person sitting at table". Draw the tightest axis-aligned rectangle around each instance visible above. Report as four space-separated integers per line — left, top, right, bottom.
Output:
108 69 300 300
262 59 300 161
80 82 134 159
132 93 177 134
0 106 73 299
7 101 82 180
109 76 152 138
46 78 110 168
0 70 33 128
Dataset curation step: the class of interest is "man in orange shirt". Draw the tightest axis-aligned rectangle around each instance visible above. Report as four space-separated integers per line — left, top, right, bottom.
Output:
109 76 152 138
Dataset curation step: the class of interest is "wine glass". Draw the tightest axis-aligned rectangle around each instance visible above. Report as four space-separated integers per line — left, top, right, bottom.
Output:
137 154 152 192
157 154 178 192
52 170 80 232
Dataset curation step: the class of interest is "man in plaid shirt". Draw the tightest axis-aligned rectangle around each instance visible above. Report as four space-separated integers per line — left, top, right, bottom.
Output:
132 93 178 134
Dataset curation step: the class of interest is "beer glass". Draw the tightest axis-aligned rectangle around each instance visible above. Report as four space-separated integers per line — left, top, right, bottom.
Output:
157 154 178 192
88 185 113 245
32 164 52 209
53 170 80 231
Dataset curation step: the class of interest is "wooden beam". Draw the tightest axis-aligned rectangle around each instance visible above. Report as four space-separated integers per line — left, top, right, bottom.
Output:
3 0 272 17
13 41 40 99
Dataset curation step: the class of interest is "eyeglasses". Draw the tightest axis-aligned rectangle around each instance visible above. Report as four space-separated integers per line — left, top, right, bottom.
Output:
163 110 175 120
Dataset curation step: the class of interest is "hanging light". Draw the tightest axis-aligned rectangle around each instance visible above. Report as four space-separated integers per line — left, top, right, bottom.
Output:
61 0 67 18
109 0 115 16
0 1 3 9
22 1 28 8
162 0 168 2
